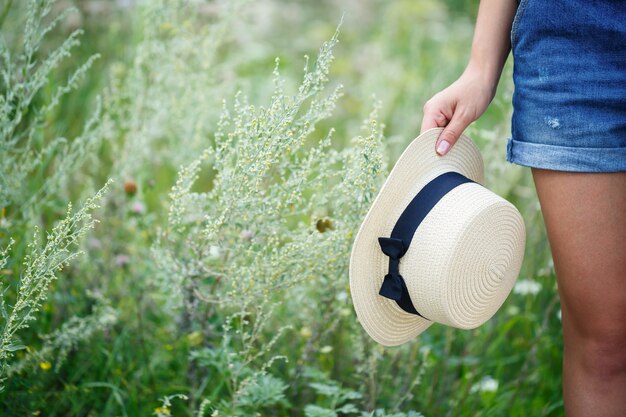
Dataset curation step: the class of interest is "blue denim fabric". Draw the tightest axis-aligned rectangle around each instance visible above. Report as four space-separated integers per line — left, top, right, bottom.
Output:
507 0 626 172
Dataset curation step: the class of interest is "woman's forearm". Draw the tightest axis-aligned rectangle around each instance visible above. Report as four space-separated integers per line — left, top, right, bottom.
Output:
466 0 518 91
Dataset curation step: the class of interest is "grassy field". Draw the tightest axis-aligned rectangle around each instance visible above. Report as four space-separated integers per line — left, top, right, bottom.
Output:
0 1 563 416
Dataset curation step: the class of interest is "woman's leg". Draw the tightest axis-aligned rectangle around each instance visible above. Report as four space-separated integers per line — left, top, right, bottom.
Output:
531 168 626 417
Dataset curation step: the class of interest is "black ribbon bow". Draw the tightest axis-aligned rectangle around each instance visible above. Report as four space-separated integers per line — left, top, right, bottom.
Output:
375 171 476 320
378 237 421 316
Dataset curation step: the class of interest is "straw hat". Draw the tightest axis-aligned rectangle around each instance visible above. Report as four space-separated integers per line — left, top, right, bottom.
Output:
349 128 526 346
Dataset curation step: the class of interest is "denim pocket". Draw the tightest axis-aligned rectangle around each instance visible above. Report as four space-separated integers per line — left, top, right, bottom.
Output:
511 0 530 50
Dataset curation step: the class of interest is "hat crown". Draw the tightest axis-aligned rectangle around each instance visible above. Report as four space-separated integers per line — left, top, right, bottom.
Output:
400 183 525 328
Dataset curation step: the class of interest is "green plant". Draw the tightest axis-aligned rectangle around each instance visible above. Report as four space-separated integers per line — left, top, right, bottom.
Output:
0 0 111 391
0 0 103 213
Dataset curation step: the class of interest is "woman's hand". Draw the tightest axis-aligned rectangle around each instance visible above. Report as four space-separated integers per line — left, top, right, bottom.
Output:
420 65 497 155
420 0 518 156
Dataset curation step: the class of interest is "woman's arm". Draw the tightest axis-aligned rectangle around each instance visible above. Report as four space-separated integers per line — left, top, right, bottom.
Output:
420 0 518 155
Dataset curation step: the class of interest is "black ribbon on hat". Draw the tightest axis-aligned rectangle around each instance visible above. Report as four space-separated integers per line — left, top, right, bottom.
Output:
378 171 476 318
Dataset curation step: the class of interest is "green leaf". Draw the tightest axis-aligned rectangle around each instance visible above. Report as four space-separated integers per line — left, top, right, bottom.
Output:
309 382 340 397
305 405 338 417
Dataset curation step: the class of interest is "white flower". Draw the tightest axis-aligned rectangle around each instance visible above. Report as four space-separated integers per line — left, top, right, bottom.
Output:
336 291 348 302
0 217 10 229
513 279 542 296
471 376 499 393
209 245 221 258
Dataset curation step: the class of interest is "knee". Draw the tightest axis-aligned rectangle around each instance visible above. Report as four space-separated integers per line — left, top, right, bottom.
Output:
574 324 626 380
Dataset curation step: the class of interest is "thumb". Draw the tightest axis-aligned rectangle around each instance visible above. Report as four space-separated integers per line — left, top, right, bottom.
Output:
435 112 470 156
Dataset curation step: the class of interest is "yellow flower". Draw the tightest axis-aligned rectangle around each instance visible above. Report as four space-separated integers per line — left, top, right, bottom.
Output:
39 361 52 371
159 22 175 34
187 331 203 347
300 326 312 339
154 407 171 416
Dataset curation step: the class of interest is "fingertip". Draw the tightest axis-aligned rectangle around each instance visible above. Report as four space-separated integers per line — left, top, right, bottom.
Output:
436 139 451 156
435 129 460 156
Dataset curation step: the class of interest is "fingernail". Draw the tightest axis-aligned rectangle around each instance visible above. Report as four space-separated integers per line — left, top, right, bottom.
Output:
436 140 450 155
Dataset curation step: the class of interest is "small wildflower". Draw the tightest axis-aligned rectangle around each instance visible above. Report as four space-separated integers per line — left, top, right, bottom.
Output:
131 201 146 214
154 407 171 416
336 291 348 302
300 326 312 339
419 345 431 356
470 376 498 393
124 179 138 195
114 254 130 267
159 22 175 35
239 229 254 240
513 279 542 296
209 246 221 258
187 331 203 346
111 61 126 78
39 361 52 371
320 345 333 354
87 238 102 250
0 217 11 229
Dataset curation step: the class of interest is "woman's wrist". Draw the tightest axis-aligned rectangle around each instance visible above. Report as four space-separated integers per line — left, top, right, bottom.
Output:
462 60 501 99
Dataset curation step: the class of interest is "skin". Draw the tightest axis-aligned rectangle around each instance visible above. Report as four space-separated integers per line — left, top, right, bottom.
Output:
420 1 626 415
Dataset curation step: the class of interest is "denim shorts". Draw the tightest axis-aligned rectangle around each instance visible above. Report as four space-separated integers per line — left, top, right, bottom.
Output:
507 0 626 172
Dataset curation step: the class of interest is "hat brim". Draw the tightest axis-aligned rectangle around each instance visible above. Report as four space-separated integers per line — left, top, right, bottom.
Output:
349 128 484 346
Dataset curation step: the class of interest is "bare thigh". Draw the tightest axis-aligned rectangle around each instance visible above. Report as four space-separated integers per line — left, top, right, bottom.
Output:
531 168 626 345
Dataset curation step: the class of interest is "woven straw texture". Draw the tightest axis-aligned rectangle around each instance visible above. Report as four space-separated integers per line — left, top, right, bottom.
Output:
349 128 526 346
